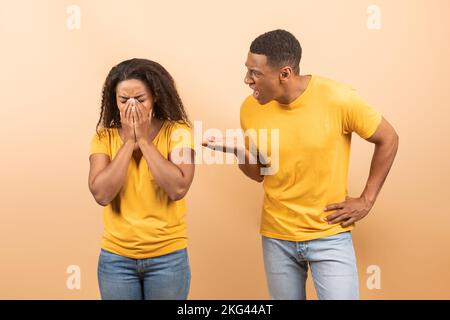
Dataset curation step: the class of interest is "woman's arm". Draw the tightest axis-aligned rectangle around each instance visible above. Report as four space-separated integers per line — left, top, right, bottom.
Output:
139 140 195 201
132 100 195 201
88 141 134 206
88 101 136 206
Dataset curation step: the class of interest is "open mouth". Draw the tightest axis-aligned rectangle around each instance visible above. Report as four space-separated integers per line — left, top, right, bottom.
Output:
252 89 260 99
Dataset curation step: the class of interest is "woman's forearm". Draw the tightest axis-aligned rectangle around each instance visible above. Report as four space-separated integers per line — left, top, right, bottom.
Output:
91 140 135 206
139 139 191 201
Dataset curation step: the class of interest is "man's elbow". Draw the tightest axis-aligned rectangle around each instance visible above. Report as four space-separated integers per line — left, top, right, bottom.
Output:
248 172 264 183
239 164 264 182
168 186 189 201
374 130 399 148
96 199 109 207
383 131 399 156
392 131 399 149
93 193 110 207
253 175 264 183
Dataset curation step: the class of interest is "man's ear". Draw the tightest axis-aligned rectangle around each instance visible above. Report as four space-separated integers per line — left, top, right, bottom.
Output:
279 66 293 82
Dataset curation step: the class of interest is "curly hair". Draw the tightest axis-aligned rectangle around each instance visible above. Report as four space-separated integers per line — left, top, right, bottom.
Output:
250 29 302 75
95 58 190 136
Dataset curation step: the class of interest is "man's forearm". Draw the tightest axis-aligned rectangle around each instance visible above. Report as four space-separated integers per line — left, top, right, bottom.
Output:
236 148 264 182
361 135 399 205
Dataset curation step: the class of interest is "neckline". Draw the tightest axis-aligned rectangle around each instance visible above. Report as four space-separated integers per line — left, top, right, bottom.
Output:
278 74 315 109
116 120 166 145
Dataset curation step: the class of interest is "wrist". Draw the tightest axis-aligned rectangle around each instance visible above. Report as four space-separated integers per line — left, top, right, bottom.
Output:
233 146 245 157
137 137 151 147
360 193 376 208
123 140 136 151
123 139 135 146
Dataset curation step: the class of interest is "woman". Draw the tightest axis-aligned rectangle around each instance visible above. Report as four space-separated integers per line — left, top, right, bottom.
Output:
88 58 195 300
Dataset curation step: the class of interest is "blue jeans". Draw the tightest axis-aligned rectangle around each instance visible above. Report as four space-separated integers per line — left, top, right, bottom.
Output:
262 231 359 300
97 248 191 300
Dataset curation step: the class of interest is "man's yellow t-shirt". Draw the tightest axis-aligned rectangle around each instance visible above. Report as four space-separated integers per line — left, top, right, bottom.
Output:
240 75 382 241
89 121 193 259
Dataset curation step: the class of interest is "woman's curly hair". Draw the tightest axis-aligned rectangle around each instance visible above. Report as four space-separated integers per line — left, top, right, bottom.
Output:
95 58 190 136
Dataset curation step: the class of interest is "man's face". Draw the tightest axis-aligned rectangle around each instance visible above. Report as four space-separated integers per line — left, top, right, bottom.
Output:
244 52 281 105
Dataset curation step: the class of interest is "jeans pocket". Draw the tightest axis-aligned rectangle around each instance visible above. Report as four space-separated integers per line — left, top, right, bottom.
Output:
99 249 125 265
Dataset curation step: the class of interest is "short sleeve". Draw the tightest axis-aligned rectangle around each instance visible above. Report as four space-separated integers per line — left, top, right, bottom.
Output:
239 95 252 132
169 122 194 152
240 96 256 151
342 88 382 139
89 129 110 156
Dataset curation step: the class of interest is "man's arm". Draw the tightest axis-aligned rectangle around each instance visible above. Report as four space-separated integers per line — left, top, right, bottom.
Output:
202 136 264 183
360 116 399 204
236 148 264 182
325 117 399 227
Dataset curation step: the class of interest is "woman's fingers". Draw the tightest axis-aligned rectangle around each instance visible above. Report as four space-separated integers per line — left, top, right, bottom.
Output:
135 101 145 122
128 99 135 124
125 101 133 123
131 105 136 125
128 99 136 124
132 100 139 123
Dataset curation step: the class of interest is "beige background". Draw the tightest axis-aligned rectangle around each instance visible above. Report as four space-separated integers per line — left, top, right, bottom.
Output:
0 0 449 299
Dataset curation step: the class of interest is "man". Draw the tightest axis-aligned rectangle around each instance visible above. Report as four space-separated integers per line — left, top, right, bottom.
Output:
203 29 399 300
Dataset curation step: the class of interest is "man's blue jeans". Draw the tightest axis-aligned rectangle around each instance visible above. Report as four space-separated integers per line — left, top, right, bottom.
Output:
97 248 190 300
262 231 359 300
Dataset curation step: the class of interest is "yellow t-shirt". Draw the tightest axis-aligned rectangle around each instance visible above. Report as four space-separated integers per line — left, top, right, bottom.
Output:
240 75 382 241
89 121 193 259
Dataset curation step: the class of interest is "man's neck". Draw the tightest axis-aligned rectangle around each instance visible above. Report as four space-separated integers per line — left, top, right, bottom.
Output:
277 75 312 105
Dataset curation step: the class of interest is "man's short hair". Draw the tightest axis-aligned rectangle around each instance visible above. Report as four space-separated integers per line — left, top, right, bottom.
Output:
250 29 302 74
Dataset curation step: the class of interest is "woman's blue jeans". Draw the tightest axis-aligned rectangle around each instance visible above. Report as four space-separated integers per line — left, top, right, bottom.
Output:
98 248 190 300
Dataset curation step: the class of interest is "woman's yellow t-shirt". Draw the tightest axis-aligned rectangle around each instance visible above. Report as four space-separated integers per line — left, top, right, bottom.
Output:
89 121 193 259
